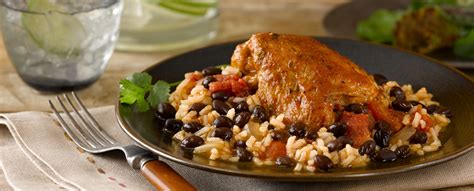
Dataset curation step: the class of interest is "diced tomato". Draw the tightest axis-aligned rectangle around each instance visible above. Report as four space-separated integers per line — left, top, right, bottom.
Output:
209 74 249 96
190 72 203 81
368 101 404 132
213 74 239 81
261 141 286 160
209 81 232 94
420 114 433 131
339 111 371 147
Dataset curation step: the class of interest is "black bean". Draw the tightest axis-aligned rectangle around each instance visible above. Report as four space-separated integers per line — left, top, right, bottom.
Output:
236 147 253 162
249 86 258 95
268 125 275 130
182 122 203 133
272 130 290 142
359 140 377 156
156 103 176 119
234 140 247 148
305 130 318 141
327 122 347 137
275 156 296 168
428 106 452 117
374 128 391 148
395 145 411 159
389 86 406 100
212 100 231 115
189 103 206 113
344 103 369 114
391 100 412 112
234 101 249 113
374 121 392 134
409 130 428 144
410 101 426 108
180 135 204 149
372 148 398 163
327 140 342 152
327 136 353 152
252 105 269 123
163 119 183 134
338 136 353 146
211 91 230 101
155 114 167 128
373 74 388 86
202 76 216 89
234 112 251 128
426 105 439 114
214 116 234 128
202 67 222 76
288 122 306 138
315 155 335 172
437 108 452 117
212 127 233 141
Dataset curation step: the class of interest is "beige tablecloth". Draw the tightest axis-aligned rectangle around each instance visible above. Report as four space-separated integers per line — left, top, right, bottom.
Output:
0 106 473 190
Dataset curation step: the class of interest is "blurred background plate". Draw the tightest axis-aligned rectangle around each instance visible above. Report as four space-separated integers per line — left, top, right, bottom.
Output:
116 37 474 181
323 0 474 69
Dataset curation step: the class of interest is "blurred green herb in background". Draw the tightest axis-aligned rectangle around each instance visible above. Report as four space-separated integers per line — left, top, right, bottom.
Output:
454 29 474 58
356 10 404 43
356 0 474 59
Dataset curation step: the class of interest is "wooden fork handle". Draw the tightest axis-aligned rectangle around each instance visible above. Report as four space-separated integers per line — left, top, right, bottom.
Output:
141 160 197 191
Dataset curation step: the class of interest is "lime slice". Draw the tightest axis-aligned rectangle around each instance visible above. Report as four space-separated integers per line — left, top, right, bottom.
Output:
170 0 217 7
21 0 87 56
146 0 217 16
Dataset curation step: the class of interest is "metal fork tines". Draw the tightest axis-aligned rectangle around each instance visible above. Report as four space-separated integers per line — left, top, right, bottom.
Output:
49 92 197 190
49 92 153 169
49 92 119 152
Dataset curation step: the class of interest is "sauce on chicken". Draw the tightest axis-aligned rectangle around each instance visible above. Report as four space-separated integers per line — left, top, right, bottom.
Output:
231 33 379 130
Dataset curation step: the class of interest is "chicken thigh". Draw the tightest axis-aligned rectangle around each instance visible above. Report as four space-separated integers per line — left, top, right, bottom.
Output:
231 33 379 130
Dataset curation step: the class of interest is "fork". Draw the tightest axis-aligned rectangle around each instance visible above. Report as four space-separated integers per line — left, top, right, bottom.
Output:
49 92 196 191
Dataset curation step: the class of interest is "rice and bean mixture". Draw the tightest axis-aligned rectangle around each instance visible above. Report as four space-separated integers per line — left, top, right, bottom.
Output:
155 66 452 172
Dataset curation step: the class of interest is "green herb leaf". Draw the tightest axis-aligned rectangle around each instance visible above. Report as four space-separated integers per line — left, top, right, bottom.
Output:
454 29 474 58
136 98 150 112
147 80 171 107
168 80 182 87
356 10 404 44
119 72 178 112
119 79 143 104
119 79 149 111
131 73 153 90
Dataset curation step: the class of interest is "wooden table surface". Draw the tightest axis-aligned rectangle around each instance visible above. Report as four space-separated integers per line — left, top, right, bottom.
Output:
0 0 472 113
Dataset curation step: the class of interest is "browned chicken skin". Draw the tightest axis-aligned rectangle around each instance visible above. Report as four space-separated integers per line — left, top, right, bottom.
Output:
231 33 379 131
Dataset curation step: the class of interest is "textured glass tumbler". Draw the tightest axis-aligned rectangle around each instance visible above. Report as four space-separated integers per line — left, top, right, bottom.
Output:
1 0 123 91
117 0 218 52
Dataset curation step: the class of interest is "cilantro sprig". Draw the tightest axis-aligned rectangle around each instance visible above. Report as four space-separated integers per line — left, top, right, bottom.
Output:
119 72 178 112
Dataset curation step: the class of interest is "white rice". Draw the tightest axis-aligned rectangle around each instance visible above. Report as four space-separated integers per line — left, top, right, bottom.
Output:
168 68 451 172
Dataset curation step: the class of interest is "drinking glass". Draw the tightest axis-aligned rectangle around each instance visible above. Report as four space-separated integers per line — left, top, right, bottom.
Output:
117 0 218 52
1 0 123 91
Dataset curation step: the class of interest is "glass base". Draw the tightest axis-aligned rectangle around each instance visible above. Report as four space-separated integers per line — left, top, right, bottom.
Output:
20 75 100 92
